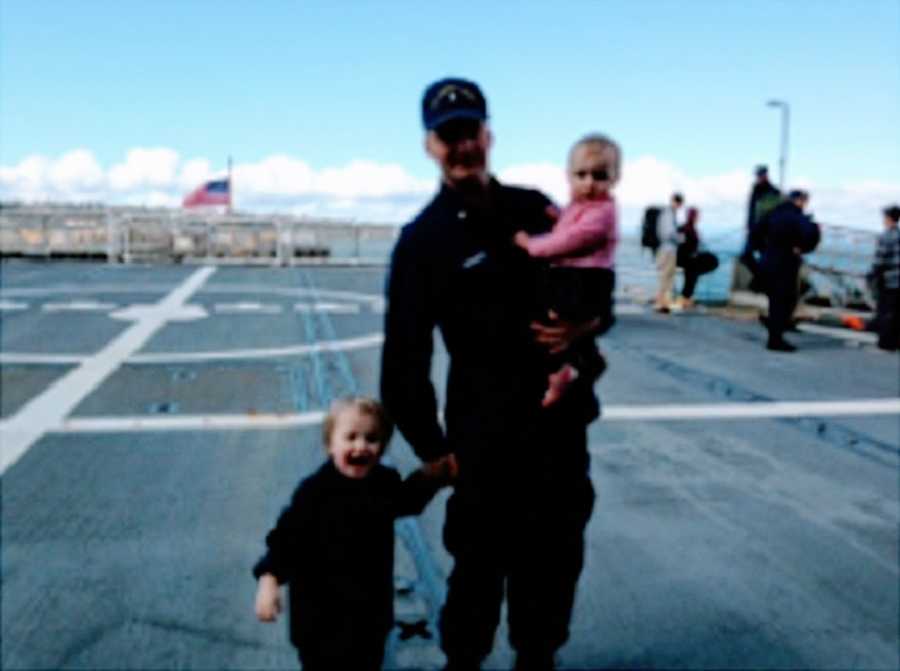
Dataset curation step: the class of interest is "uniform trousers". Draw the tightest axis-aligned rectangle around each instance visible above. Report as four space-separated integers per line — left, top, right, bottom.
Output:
875 287 900 350
439 422 594 667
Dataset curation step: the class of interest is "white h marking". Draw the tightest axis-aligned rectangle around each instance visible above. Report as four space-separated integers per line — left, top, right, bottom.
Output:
0 267 216 475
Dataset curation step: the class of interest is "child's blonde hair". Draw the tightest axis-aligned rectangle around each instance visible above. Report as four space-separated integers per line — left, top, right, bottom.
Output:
568 133 622 182
322 396 394 449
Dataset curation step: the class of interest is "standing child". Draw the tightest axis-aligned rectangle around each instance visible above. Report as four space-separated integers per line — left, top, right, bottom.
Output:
514 133 620 406
253 396 456 670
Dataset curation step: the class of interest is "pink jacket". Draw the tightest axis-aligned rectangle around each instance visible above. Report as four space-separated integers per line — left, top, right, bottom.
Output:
524 197 617 269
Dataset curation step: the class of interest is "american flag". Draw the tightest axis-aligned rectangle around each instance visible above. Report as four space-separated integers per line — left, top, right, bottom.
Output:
182 178 231 208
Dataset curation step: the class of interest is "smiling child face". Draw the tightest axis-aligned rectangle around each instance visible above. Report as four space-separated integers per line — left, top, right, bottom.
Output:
327 405 385 479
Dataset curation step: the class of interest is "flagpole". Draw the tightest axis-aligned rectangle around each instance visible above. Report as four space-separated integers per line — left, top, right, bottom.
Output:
227 156 233 214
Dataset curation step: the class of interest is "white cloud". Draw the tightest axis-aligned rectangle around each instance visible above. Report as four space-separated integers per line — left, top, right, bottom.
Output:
1 148 896 231
108 148 180 191
47 149 105 191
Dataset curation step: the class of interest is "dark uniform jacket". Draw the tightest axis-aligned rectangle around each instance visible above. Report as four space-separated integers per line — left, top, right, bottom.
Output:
380 179 599 485
252 461 439 649
755 200 820 274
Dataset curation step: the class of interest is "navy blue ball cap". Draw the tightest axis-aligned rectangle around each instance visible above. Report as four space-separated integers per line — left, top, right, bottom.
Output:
422 78 488 130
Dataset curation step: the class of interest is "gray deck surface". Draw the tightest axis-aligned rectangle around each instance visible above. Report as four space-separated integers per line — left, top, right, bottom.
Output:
1 261 898 670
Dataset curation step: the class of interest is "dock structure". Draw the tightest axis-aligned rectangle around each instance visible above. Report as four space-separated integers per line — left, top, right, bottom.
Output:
1 260 897 670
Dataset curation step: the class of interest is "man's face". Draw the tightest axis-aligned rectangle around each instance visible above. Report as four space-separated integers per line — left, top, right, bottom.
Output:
425 119 491 188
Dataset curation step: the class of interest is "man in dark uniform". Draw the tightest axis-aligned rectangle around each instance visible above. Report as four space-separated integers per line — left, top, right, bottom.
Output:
740 165 781 288
380 78 600 671
754 189 820 352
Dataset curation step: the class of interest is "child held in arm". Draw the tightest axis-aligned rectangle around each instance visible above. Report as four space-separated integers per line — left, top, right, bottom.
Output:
514 133 620 407
253 397 457 671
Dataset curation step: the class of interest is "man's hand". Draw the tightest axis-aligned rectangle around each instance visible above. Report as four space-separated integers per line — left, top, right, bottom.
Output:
513 231 530 251
531 310 602 355
255 574 281 622
545 204 561 221
422 453 459 482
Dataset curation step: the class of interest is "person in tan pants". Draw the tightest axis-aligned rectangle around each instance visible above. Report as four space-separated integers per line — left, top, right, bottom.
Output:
654 192 684 312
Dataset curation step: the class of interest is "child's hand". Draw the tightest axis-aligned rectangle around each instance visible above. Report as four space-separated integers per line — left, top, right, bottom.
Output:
255 574 281 622
513 231 530 250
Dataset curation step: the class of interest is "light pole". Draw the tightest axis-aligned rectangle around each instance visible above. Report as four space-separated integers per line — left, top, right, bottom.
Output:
766 99 789 191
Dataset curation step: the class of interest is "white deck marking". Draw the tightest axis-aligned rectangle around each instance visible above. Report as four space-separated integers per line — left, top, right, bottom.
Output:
56 411 325 433
294 302 360 314
601 398 900 421
613 304 646 315
0 332 384 365
0 353 86 364
214 302 283 314
128 333 383 363
38 398 900 434
42 301 117 312
0 267 216 475
110 303 209 322
0 300 28 311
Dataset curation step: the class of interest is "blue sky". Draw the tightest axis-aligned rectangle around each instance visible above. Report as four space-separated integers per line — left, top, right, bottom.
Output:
2 1 898 232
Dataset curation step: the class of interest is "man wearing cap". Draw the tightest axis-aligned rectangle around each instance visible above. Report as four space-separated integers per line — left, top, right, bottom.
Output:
380 78 599 670
741 165 781 288
754 189 820 352
867 205 900 351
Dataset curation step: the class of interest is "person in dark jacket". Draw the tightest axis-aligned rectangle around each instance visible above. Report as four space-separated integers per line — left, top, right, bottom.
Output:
867 204 900 351
675 206 718 309
253 397 455 670
754 189 821 351
380 78 600 671
740 165 781 288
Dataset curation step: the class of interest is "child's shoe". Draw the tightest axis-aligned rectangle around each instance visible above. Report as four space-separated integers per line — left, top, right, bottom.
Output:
542 364 579 407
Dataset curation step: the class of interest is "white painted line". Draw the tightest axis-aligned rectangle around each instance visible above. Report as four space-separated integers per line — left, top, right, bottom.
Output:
128 332 384 363
613 304 645 315
797 322 877 345
0 301 28 311
601 398 900 421
110 303 209 322
1 284 178 297
294 302 360 314
0 283 383 305
0 267 216 475
0 332 384 365
56 411 325 433
38 398 900 435
214 302 283 314
42 301 118 312
202 283 382 304
0 353 86 365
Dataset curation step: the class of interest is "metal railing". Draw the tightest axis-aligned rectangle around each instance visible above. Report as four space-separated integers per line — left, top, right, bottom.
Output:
0 204 399 265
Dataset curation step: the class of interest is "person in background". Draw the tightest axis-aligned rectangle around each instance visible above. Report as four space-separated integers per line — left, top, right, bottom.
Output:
754 189 820 352
867 204 900 351
741 165 781 289
654 192 684 313
675 206 718 309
